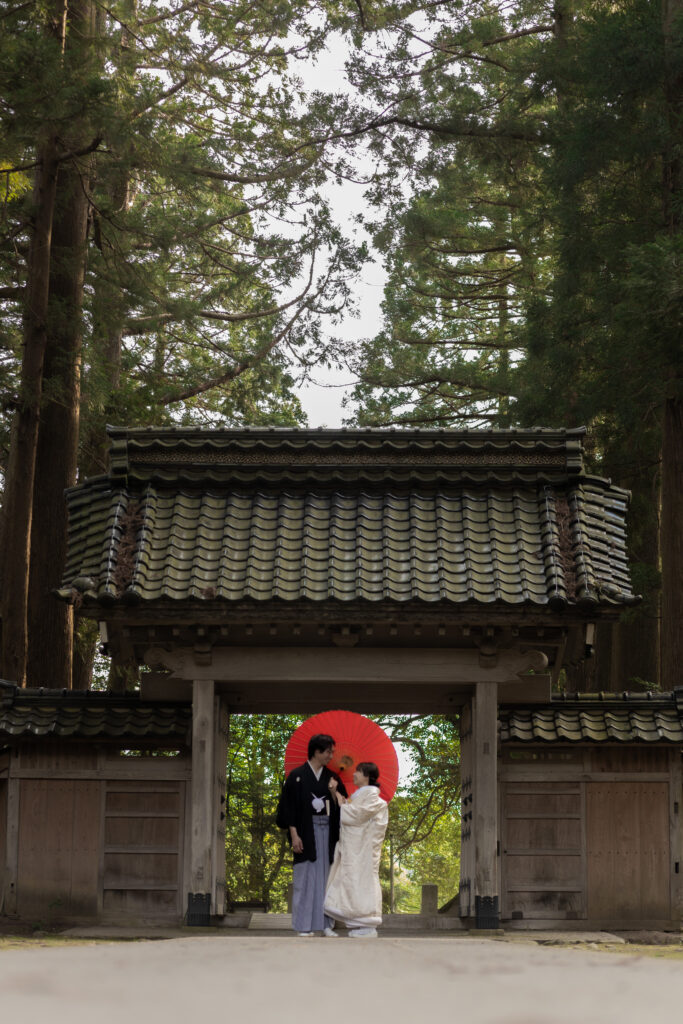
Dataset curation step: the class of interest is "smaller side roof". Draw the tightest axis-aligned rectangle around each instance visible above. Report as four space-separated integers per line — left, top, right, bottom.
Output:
2 684 681 745
500 690 683 743
0 681 191 743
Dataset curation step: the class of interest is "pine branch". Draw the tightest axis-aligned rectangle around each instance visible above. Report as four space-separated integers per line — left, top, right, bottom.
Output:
125 274 316 336
1 137 102 176
188 155 318 186
157 257 317 403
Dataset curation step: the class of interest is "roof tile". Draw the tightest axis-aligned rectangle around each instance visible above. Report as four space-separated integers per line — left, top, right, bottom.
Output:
501 698 683 744
60 430 637 609
0 691 191 741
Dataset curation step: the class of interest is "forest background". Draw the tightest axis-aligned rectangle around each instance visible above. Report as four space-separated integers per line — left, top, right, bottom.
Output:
0 0 681 909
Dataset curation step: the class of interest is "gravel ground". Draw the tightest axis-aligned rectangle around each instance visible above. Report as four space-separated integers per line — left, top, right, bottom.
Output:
2 934 683 1024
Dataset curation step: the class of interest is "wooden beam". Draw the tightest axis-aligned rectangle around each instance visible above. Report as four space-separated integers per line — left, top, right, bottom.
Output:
188 679 215 925
473 681 499 928
145 645 548 685
497 675 551 703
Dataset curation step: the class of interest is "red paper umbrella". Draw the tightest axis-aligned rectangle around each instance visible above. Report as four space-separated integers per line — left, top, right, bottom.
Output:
284 710 399 802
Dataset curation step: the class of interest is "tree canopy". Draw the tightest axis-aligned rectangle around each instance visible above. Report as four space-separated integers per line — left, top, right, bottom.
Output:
0 0 680 690
343 0 682 691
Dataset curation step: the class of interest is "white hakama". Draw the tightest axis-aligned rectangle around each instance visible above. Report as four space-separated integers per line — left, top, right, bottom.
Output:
324 786 389 929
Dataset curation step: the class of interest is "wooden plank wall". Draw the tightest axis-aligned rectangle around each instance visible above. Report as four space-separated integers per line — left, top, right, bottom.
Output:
8 742 191 924
15 744 100 921
17 778 100 920
499 745 679 927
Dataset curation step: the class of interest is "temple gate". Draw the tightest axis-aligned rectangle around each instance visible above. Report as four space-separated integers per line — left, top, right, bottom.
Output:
3 425 674 931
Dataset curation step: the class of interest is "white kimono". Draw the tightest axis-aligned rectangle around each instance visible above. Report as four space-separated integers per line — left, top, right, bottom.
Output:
324 785 389 928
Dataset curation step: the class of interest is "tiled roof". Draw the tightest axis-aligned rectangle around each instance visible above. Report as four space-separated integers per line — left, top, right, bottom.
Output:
500 691 683 743
3 685 680 745
59 427 637 610
0 683 191 741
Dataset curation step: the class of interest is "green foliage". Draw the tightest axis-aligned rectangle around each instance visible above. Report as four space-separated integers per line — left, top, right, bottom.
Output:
0 0 373 478
345 0 678 456
345 2 556 426
378 714 461 911
341 0 679 683
225 713 304 909
382 805 461 913
224 712 461 913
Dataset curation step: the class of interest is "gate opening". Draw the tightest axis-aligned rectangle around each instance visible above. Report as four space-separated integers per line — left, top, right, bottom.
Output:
223 712 462 919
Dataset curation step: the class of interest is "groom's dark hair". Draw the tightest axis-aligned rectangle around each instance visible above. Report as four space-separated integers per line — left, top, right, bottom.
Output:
308 734 335 759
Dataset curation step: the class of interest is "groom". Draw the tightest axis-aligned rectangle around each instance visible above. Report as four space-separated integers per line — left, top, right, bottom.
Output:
276 733 347 936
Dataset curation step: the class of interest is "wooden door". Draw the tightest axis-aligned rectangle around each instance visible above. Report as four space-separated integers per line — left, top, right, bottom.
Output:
16 779 101 919
586 782 670 921
501 782 585 920
103 780 185 921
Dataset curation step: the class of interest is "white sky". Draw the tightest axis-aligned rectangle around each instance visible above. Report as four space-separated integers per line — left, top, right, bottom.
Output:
289 35 388 427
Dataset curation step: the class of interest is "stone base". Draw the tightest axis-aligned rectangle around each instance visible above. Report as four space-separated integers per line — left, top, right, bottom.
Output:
187 893 211 927
475 895 500 929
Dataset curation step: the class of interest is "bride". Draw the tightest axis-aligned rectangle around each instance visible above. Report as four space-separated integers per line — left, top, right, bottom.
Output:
324 762 389 937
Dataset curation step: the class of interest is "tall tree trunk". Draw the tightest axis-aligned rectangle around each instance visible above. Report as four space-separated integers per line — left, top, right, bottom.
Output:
72 615 99 691
661 396 682 690
0 138 60 685
661 0 683 689
13 0 94 689
27 149 91 688
617 484 660 690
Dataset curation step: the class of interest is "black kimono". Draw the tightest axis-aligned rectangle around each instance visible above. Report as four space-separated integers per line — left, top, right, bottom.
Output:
276 762 348 864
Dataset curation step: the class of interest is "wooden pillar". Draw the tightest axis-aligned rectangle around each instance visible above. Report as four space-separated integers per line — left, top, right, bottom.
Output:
188 678 215 926
458 700 474 920
670 749 683 924
213 698 229 917
473 682 499 928
2 772 19 916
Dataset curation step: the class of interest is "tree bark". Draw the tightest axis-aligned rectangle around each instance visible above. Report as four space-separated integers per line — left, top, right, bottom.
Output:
661 396 683 690
21 0 95 688
660 0 683 690
27 150 90 688
611 465 661 691
0 137 60 685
